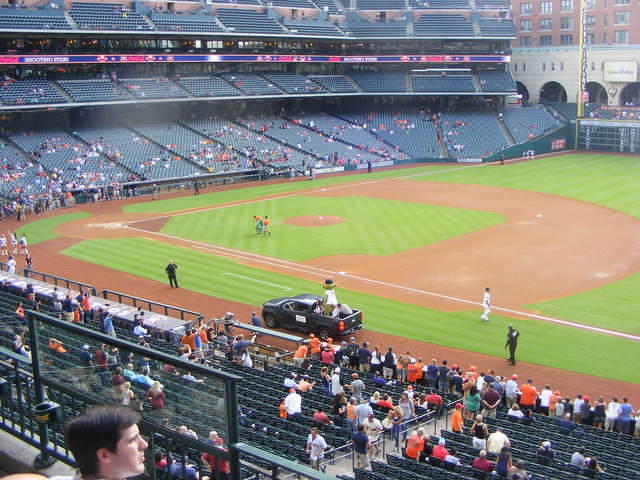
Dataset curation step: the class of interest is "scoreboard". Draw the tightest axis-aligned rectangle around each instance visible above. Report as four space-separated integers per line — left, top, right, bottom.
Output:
578 120 640 153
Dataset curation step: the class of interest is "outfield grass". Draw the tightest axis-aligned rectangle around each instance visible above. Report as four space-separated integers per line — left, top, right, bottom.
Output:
123 165 460 214
62 237 640 384
161 195 503 262
15 212 91 245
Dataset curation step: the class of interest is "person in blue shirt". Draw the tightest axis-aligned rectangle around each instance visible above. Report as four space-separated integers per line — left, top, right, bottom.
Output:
352 424 370 469
250 312 262 327
167 455 198 480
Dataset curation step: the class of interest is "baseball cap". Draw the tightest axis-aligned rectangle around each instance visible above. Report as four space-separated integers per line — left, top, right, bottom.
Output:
334 367 340 373
82 344 89 350
543 441 551 448
511 374 518 380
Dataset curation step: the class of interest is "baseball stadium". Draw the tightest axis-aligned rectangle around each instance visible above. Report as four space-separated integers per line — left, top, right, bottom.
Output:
0 0 638 479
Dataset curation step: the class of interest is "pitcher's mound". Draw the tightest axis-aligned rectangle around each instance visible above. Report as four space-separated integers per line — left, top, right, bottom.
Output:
284 215 346 227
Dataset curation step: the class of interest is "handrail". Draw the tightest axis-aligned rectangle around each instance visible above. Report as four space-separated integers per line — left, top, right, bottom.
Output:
100 289 202 322
23 269 97 296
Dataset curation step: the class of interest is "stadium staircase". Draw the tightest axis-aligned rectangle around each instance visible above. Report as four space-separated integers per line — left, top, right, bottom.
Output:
495 112 516 145
64 11 78 29
50 82 75 104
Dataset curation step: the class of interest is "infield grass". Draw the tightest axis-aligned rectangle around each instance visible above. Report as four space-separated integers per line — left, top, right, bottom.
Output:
62 237 639 384
160 195 503 261
15 212 91 245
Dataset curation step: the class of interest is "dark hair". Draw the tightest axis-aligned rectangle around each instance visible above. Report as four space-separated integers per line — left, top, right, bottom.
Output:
65 406 141 478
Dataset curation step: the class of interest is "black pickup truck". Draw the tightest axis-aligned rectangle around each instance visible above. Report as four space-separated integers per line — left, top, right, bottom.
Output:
261 294 363 340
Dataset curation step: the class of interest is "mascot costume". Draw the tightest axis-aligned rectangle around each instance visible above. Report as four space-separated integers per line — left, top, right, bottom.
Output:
253 215 264 235
321 279 338 316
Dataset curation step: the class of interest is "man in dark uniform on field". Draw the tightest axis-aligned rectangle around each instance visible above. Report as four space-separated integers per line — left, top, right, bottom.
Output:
505 324 520 365
165 260 179 288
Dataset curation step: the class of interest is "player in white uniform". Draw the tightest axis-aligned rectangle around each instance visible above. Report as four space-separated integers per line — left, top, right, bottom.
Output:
6 255 16 274
8 232 17 255
0 234 7 256
480 287 491 322
19 234 28 255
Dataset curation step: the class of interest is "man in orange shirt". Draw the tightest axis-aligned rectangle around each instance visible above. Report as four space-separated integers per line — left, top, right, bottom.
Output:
405 428 425 460
414 357 425 386
519 378 538 415
407 360 419 384
308 334 322 359
263 216 272 236
293 342 308 367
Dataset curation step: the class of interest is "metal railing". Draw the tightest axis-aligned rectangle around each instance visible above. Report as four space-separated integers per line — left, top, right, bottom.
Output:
101 289 202 323
22 269 97 296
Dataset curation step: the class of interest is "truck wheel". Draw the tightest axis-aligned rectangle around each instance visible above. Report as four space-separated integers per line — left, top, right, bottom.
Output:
264 314 278 328
317 327 329 341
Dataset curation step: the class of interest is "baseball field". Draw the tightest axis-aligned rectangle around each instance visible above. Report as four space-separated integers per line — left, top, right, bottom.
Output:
16 152 640 392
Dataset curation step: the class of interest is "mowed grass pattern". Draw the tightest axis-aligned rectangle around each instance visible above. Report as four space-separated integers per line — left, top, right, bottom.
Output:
161 195 503 261
16 212 91 245
62 237 639 384
417 153 640 335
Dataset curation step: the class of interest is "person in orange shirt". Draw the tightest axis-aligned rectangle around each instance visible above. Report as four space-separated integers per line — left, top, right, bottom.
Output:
407 360 419 384
519 379 538 415
293 342 308 367
48 338 67 354
451 403 464 433
263 216 272 236
405 428 426 460
15 302 25 324
181 329 198 351
308 334 321 359
414 358 425 386
278 398 287 419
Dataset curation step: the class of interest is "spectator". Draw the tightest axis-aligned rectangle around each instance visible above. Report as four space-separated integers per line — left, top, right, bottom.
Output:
571 447 586 467
495 446 512 477
507 403 525 419
536 441 554 463
284 388 302 421
405 427 425 460
508 459 528 480
332 391 347 426
605 397 619 431
451 403 464 433
298 375 315 392
539 384 553 415
584 456 604 473
362 412 383 458
352 424 370 469
559 413 577 433
312 407 332 425
348 373 365 402
486 428 510 454
519 379 538 414
481 383 501 418
471 450 494 473
284 372 299 390
470 414 489 450
431 438 448 460
145 381 165 416
331 367 343 396
444 446 460 467
464 386 481 419
305 427 327 471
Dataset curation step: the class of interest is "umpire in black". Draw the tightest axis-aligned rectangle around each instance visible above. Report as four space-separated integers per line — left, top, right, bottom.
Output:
165 260 179 288
505 324 520 365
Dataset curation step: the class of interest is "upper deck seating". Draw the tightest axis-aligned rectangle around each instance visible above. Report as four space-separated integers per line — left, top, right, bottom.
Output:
477 70 517 92
70 2 152 30
414 14 474 36
412 75 475 93
216 8 285 34
0 8 71 29
58 79 131 102
350 73 407 92
0 78 66 106
151 13 224 32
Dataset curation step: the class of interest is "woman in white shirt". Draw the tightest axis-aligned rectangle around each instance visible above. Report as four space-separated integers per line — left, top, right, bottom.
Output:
605 397 620 431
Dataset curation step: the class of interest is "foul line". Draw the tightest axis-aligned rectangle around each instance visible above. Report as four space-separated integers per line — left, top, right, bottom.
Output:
127 157 524 225
221 272 292 291
126 225 640 342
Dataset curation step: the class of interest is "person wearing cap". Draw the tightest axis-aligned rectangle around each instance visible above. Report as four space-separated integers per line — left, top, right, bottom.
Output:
80 344 94 367
298 375 315 392
536 441 554 463
506 375 519 408
320 344 334 365
284 373 299 390
362 412 383 458
308 334 321 359
579 396 593 425
48 338 67 354
432 438 449 460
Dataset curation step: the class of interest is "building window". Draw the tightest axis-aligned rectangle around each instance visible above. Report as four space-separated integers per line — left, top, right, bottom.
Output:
560 34 574 44
520 36 532 46
551 62 555 71
560 0 574 12
585 15 595 28
540 35 553 45
539 18 553 30
586 33 595 44
603 15 608 26
540 1 553 13
513 63 517 72
560 62 564 70
586 0 596 10
520 19 533 31
522 63 526 71
542 62 546 71
520 2 533 14
591 61 595 71
614 0 629 4
603 32 608 43
560 17 574 29
614 11 629 24
614 30 629 43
